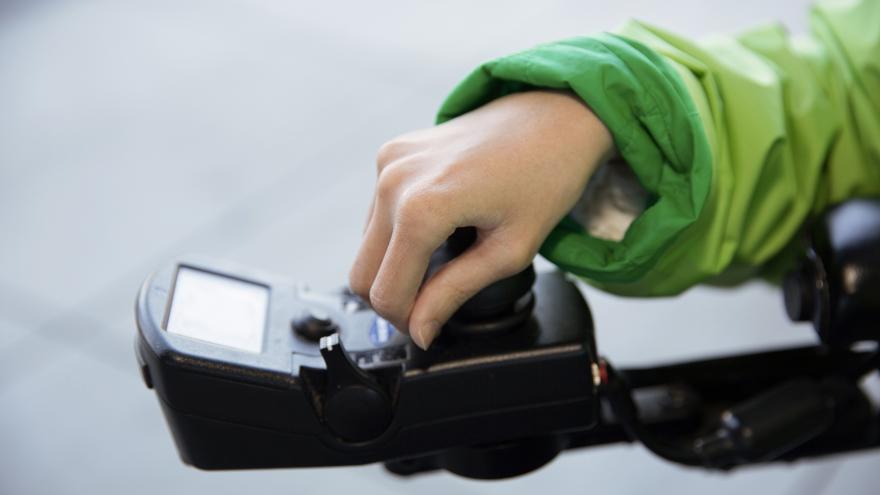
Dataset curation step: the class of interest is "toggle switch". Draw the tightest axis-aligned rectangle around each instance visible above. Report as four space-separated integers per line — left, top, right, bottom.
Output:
319 333 392 442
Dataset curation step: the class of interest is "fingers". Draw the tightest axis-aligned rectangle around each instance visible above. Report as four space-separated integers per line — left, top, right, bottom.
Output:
368 197 455 332
350 166 458 334
364 139 404 233
350 140 415 302
363 195 376 234
408 234 533 349
349 208 391 301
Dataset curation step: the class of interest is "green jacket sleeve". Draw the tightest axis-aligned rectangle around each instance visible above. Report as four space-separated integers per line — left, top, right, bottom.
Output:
436 0 880 296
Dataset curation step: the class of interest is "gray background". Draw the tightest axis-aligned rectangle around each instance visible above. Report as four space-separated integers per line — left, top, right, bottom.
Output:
1 0 876 493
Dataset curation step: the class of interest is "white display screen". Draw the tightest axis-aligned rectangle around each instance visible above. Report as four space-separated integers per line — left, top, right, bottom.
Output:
165 267 269 353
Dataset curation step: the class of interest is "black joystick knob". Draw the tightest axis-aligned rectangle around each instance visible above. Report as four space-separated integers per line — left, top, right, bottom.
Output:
319 333 392 442
292 310 339 341
427 228 536 336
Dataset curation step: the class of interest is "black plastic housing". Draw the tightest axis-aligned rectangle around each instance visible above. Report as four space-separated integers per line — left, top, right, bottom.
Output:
135 258 599 470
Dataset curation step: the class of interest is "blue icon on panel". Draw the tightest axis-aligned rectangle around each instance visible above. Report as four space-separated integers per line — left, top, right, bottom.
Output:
369 317 395 347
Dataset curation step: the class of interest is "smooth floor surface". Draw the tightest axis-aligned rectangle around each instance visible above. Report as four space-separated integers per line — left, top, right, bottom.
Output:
1 1 877 493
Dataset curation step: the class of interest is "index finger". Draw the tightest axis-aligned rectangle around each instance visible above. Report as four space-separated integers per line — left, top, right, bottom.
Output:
368 206 455 331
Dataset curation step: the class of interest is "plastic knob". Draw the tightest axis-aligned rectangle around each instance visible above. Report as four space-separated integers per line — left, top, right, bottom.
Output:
427 227 536 335
319 333 392 442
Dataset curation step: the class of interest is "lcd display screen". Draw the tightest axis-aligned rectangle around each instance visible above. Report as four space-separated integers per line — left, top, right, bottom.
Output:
165 267 268 353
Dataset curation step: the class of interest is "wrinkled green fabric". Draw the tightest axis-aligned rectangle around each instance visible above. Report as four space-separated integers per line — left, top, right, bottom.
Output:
437 0 880 296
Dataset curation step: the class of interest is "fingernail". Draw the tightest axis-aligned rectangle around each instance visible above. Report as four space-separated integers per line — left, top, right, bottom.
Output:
412 321 440 350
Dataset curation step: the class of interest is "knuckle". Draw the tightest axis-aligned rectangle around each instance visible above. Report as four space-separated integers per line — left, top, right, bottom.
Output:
396 186 444 226
376 165 405 201
368 285 399 318
376 140 406 171
396 191 430 224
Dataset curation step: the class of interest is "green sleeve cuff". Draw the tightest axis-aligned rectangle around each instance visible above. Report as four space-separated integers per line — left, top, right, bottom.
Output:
436 33 712 284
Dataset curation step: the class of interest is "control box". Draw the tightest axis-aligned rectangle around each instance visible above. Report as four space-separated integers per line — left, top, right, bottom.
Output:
135 257 599 469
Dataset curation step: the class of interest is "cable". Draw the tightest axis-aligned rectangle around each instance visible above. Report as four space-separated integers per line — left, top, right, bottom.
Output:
601 361 705 467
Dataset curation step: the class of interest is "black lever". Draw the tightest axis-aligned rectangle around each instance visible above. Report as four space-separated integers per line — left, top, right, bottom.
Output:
319 333 392 442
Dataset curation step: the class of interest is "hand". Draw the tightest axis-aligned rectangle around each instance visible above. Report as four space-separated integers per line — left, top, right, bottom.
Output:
349 90 614 349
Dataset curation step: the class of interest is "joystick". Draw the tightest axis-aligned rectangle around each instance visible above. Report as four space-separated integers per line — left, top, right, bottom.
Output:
426 227 536 336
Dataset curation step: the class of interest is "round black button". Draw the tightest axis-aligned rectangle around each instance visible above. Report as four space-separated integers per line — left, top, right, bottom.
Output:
292 311 339 341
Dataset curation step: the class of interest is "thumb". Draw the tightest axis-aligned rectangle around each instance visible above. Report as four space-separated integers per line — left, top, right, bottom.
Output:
408 235 530 349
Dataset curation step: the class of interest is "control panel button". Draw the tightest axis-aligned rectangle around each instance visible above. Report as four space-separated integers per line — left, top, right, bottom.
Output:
292 310 339 341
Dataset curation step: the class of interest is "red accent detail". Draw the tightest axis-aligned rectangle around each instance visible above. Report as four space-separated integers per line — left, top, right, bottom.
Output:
599 359 609 385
